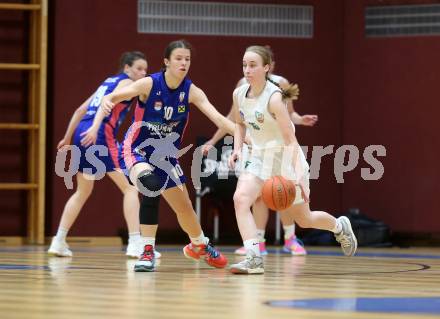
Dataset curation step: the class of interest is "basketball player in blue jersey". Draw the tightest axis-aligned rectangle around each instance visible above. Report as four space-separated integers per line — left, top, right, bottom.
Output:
48 52 151 259
85 40 235 272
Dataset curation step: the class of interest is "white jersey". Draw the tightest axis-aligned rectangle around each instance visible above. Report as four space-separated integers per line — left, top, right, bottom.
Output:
234 80 309 195
235 80 286 151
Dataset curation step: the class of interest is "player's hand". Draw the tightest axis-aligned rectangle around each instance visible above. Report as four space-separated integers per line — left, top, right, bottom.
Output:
201 140 215 156
57 137 70 150
296 179 310 203
80 127 98 147
101 96 114 115
301 114 318 127
228 150 241 170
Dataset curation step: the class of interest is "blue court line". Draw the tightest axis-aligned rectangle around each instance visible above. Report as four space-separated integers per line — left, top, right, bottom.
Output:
0 264 51 270
305 250 440 259
0 247 439 259
0 264 99 271
266 297 440 315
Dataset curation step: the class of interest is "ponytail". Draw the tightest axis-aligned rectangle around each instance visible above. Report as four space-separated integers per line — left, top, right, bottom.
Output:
267 77 299 101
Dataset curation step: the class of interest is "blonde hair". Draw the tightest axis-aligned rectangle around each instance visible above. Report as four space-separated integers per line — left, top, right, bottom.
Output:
245 45 299 101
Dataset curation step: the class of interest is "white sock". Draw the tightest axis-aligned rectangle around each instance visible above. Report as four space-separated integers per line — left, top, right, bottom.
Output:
256 229 265 242
331 219 343 234
142 237 156 247
129 232 141 242
244 238 261 257
283 224 296 239
190 232 209 246
55 227 68 241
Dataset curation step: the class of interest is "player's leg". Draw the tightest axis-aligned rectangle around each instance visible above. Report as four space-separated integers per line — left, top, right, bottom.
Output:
283 202 357 256
107 170 146 258
161 184 228 269
230 173 265 274
48 173 95 257
235 199 269 256
280 211 307 256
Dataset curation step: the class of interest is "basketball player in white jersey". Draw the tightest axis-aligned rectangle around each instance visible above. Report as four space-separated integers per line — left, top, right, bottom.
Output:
228 45 357 274
202 48 317 256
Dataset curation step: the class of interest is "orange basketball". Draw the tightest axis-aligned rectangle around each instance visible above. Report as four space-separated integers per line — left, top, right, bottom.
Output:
261 176 296 211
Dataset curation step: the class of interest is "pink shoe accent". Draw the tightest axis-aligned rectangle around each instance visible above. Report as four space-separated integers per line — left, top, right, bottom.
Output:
259 241 268 256
283 235 307 256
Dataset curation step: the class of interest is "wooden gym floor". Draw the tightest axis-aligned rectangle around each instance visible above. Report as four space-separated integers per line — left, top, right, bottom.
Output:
0 245 439 319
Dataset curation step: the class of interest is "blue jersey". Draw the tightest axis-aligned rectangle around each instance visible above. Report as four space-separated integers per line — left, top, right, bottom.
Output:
126 71 192 155
73 72 132 174
82 72 130 123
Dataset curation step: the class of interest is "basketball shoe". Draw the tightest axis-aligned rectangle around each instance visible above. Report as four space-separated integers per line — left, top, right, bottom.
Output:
47 237 72 257
335 216 358 256
134 244 156 272
230 251 264 274
183 241 228 268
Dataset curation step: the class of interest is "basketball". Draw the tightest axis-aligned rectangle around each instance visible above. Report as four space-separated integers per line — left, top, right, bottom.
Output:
261 176 296 211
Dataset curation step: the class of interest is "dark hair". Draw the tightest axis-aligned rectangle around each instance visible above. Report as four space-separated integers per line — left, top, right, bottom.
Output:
163 39 193 68
245 45 298 101
119 51 146 72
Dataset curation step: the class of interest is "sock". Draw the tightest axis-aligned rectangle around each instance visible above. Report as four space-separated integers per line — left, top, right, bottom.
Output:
283 224 296 239
331 219 343 234
244 238 261 257
55 227 68 241
142 237 156 247
190 232 209 246
128 232 141 242
256 229 265 242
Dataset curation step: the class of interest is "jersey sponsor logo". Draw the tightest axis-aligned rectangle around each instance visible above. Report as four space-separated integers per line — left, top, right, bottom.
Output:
145 121 180 136
255 111 264 123
154 101 163 111
179 92 185 102
178 105 186 113
248 122 260 130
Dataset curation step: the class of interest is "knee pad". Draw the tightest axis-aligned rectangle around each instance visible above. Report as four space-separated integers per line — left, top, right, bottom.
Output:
136 170 163 197
139 194 160 225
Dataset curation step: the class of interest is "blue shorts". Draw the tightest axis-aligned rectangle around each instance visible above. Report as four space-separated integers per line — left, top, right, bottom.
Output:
119 149 186 190
72 119 120 175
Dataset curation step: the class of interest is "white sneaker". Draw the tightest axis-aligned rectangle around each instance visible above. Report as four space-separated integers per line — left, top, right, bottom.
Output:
126 239 140 258
47 237 73 257
335 216 358 256
230 251 264 274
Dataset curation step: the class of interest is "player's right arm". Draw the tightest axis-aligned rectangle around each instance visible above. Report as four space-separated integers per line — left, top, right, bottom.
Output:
228 89 246 169
80 77 152 147
57 94 93 150
101 77 153 113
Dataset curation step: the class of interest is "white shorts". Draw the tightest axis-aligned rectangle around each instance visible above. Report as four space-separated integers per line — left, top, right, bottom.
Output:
240 146 310 205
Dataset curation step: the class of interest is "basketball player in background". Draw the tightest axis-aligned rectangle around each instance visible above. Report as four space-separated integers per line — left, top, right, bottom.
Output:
49 52 158 259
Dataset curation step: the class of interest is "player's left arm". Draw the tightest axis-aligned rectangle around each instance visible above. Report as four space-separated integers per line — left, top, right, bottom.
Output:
189 84 235 135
